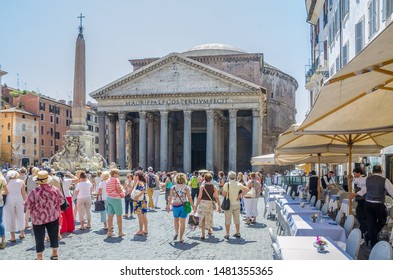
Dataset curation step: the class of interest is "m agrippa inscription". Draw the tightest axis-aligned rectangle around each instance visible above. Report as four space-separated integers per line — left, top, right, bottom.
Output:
125 98 229 106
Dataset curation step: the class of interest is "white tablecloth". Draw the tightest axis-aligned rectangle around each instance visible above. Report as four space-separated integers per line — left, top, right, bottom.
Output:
278 197 302 208
340 199 350 216
276 236 351 260
289 214 347 243
282 204 321 219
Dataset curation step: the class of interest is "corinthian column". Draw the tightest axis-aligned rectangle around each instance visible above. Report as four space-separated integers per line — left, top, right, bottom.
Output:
206 109 215 171
147 113 154 168
160 111 169 171
97 111 106 158
252 109 262 156
127 119 133 170
118 112 127 169
108 114 117 164
154 116 160 171
228 109 237 172
183 110 192 173
139 111 147 170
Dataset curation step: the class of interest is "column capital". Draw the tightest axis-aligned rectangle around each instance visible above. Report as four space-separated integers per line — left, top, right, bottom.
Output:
118 111 127 120
206 109 215 119
146 112 154 121
108 113 117 123
160 110 169 118
252 109 261 117
229 109 238 118
139 111 147 119
183 110 192 118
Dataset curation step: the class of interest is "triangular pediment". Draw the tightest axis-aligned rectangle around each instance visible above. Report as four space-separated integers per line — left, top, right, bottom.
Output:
90 53 262 98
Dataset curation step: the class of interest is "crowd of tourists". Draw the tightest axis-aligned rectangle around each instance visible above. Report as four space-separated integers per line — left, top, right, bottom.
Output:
0 166 263 260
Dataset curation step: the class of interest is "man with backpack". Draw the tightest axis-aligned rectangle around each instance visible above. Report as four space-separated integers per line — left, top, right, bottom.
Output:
188 171 200 203
146 167 160 210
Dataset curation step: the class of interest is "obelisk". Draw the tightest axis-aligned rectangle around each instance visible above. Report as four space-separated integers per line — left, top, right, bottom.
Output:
49 14 106 171
71 13 87 131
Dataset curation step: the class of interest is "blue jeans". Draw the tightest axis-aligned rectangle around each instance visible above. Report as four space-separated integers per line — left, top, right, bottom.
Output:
0 206 4 237
125 197 133 215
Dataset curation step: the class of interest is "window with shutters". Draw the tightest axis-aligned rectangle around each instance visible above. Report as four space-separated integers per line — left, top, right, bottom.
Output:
355 19 364 55
368 0 379 39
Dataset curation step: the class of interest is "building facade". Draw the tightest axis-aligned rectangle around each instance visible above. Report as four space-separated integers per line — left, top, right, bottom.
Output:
305 0 393 177
91 44 297 173
0 108 39 167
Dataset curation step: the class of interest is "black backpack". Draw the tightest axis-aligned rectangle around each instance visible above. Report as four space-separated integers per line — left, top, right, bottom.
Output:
148 174 156 189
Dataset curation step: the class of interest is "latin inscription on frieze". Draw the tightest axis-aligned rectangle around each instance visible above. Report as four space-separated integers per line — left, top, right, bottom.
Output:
125 98 229 106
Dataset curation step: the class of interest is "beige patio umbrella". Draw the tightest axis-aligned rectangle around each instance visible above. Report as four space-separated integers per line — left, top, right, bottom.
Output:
275 124 384 203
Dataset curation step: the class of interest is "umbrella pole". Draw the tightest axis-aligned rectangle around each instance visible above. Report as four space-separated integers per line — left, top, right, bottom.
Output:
348 141 353 215
318 154 321 201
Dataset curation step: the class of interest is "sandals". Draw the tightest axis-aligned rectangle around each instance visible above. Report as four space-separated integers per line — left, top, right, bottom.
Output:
50 255 59 260
118 232 126 237
224 235 229 240
107 232 114 238
0 240 6 249
19 235 25 239
9 239 16 243
200 236 205 240
143 232 148 236
233 233 241 238
134 231 143 236
173 234 178 241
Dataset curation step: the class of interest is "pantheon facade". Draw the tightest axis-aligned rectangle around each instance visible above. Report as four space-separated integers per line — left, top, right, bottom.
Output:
90 44 298 173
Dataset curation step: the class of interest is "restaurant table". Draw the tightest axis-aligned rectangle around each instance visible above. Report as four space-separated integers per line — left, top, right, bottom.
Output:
289 214 347 243
276 236 352 260
282 204 321 219
278 197 302 208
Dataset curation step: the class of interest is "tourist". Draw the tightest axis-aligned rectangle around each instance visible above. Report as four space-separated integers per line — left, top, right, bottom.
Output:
94 170 102 194
363 165 393 247
106 168 125 237
166 173 195 243
133 170 148 236
24 166 39 229
74 171 93 230
96 171 110 230
222 171 249 239
123 173 134 218
24 170 64 260
188 171 200 203
60 171 78 233
321 171 336 190
0 172 8 249
4 170 27 242
244 172 261 225
164 172 173 205
146 167 160 210
217 171 225 195
195 172 220 240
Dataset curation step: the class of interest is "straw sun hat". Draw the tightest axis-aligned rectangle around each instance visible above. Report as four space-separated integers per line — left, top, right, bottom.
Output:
33 170 53 184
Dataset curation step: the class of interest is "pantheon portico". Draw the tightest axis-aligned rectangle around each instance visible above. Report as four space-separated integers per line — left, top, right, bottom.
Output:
90 44 298 173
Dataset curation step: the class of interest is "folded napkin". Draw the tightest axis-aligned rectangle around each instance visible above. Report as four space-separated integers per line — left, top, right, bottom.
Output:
328 221 338 225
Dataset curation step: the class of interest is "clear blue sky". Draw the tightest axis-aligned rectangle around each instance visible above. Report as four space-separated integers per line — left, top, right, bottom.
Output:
0 0 310 122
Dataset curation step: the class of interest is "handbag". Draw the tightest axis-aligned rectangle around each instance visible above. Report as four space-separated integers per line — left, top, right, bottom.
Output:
94 195 106 211
203 185 217 210
59 180 70 211
174 185 192 214
221 183 231 210
188 213 199 226
244 181 256 198
131 187 144 201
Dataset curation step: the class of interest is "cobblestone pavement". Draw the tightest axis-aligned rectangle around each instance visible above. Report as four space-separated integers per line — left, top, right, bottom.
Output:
0 195 277 260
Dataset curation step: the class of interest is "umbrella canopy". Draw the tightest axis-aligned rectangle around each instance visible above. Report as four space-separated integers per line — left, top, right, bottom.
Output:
297 21 393 134
251 154 276 166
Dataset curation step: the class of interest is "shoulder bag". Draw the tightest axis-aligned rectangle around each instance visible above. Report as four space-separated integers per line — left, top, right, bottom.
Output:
59 180 70 212
94 195 106 211
244 180 256 198
203 185 217 210
221 182 230 210
131 185 144 201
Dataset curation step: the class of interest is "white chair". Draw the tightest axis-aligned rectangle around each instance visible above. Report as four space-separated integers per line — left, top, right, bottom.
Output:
287 186 292 196
369 241 393 260
335 210 344 225
291 191 296 199
345 228 362 260
268 227 277 243
315 199 322 210
271 243 282 260
321 202 328 215
309 195 316 207
343 214 355 237
282 214 293 236
306 192 311 202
